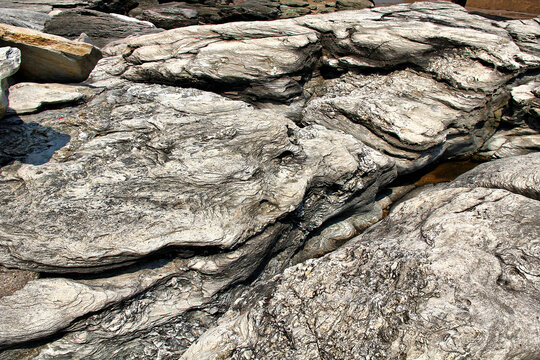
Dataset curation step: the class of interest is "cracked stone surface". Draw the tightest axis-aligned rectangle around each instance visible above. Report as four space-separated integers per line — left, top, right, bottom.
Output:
0 3 539 359
183 162 540 360
0 46 21 119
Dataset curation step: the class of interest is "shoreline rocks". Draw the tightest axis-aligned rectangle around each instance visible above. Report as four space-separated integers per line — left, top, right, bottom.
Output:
0 24 102 82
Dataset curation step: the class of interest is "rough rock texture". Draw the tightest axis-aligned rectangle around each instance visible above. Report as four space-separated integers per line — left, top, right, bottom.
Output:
0 78 395 356
100 2 540 173
480 76 540 158
128 0 373 30
0 3 539 359
7 82 96 114
0 8 50 31
0 47 21 119
0 0 137 14
451 153 540 199
44 9 160 48
0 24 102 82
183 168 540 359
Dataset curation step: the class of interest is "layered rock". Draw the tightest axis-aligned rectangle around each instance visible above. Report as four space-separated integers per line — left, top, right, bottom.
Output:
183 155 540 360
98 2 540 174
0 24 102 82
44 9 160 48
0 8 50 31
0 47 21 119
0 3 539 359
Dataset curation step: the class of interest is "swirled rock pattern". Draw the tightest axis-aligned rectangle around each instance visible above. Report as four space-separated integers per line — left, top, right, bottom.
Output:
0 3 539 359
183 161 540 360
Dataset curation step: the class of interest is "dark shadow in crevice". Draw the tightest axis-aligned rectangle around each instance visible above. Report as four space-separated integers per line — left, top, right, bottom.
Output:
0 115 70 168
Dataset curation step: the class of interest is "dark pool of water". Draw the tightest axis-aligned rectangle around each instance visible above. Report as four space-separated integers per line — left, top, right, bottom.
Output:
376 0 540 19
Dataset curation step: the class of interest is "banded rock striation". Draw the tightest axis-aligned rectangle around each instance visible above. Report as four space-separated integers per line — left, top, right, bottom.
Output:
100 2 540 172
0 2 539 359
183 154 540 360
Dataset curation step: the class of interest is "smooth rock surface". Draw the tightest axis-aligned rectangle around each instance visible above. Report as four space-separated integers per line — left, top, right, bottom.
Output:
0 24 102 82
44 9 160 48
0 47 21 119
7 82 95 114
183 186 540 359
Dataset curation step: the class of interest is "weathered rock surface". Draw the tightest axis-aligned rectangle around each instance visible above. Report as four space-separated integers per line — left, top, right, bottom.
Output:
183 171 540 359
0 8 50 31
99 2 540 173
44 9 160 48
0 24 102 82
0 47 21 119
0 3 539 359
128 0 372 30
0 80 394 355
480 76 540 158
451 153 540 199
7 82 96 114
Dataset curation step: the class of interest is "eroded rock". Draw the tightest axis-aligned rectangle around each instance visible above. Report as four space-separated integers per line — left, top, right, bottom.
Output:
0 47 21 119
183 181 540 360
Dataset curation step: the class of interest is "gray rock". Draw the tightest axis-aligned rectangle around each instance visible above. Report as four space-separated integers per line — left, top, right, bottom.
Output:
99 2 539 174
451 153 540 200
0 81 394 274
0 81 395 355
302 70 505 173
44 9 160 48
0 46 21 119
7 82 95 114
0 8 50 31
0 24 102 83
183 186 540 359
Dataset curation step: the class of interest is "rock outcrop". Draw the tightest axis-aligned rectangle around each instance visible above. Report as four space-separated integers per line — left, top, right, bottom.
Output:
0 24 102 82
44 9 160 48
0 8 50 31
183 154 540 360
0 46 21 119
0 3 538 359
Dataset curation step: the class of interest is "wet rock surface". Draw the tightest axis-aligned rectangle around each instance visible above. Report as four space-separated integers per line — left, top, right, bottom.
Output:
0 2 538 359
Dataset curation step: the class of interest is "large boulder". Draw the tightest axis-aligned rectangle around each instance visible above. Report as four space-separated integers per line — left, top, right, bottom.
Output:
0 80 395 356
0 46 21 119
183 155 540 360
0 24 102 82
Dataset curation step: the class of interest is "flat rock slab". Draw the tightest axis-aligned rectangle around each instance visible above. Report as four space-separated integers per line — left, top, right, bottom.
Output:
0 24 102 83
7 82 96 114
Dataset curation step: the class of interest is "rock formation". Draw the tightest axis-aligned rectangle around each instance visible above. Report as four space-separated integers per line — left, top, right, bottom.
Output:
0 24 102 82
0 47 21 119
0 2 538 359
183 154 540 360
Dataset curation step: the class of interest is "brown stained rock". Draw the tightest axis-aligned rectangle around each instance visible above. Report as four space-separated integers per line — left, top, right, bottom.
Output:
0 266 39 299
0 24 102 83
